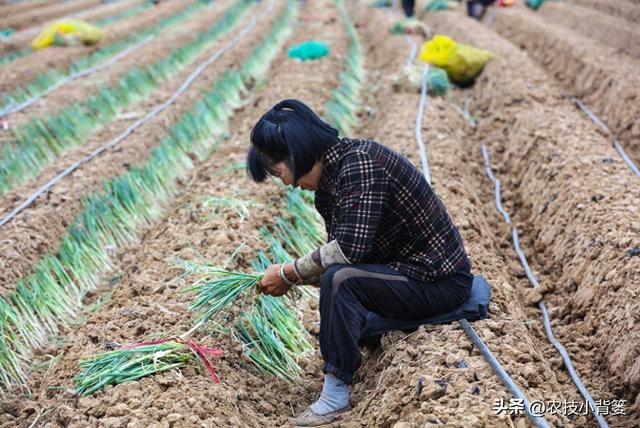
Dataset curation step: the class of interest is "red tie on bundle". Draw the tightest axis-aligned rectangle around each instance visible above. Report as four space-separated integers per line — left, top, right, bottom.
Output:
121 337 223 383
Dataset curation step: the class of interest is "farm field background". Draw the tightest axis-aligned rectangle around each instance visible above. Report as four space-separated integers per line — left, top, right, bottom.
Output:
0 0 638 427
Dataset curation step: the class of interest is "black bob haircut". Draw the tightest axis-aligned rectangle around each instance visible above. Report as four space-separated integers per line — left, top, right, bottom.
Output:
247 99 340 183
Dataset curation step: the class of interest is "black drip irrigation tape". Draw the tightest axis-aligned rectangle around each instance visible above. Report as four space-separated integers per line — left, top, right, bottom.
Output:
571 97 640 178
463 18 630 422
480 144 609 428
451 89 610 427
413 58 550 428
484 7 497 28
415 64 431 185
404 35 417 66
0 35 155 119
440 6 630 425
0 5 269 229
384 6 549 426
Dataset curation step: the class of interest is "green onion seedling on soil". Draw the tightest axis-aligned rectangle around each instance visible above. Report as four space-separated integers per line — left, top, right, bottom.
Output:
3 0 299 393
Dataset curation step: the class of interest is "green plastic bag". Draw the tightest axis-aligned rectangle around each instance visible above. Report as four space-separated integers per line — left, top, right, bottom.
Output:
287 41 329 61
425 67 451 96
372 0 392 7
525 0 546 10
390 18 430 37
0 28 14 39
394 65 451 96
424 0 449 12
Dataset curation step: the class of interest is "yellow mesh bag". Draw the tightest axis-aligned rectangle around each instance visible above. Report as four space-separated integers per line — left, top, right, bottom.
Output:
32 19 102 50
418 34 493 84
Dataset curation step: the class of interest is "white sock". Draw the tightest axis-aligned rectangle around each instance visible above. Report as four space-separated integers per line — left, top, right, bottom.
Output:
309 374 350 415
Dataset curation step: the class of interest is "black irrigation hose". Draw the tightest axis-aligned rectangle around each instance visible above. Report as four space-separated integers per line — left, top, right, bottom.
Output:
414 62 550 428
0 35 155 119
484 7 497 28
475 10 629 422
480 144 609 428
386 5 549 426
470 18 624 424
443 7 613 427
0 4 268 229
571 97 640 178
415 64 432 185
403 34 417 66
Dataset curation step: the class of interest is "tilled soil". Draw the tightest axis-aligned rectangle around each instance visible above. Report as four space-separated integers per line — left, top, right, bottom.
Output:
0 0 639 427
0 0 52 20
6 0 234 132
424 9 639 426
538 2 640 59
0 0 103 31
489 6 640 166
1 0 346 426
0 0 146 52
0 0 193 89
567 0 640 24
0 0 267 294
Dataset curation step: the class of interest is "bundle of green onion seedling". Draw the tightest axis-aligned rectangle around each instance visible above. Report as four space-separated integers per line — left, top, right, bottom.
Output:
0 0 253 197
75 340 195 396
401 65 452 96
200 195 257 221
182 265 312 382
185 269 262 324
234 296 311 382
179 186 321 382
2 0 298 391
323 0 365 136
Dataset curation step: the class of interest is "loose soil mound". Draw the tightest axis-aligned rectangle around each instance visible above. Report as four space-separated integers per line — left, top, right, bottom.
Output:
567 0 640 24
0 0 103 31
539 2 640 59
491 6 640 166
424 9 640 422
0 0 52 20
0 1 638 427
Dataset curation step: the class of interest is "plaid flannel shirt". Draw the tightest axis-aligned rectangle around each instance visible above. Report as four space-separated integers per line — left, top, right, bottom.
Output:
314 138 469 282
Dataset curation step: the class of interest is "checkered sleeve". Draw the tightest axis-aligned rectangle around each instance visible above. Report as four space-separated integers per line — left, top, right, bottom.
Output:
333 150 390 263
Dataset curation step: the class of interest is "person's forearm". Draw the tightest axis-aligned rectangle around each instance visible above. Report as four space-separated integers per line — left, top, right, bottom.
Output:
293 240 350 281
281 262 320 287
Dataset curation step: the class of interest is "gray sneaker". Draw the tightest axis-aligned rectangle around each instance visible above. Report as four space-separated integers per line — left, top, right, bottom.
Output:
290 405 352 427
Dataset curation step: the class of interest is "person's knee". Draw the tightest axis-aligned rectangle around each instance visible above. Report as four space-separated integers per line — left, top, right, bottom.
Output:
320 264 351 290
319 264 355 309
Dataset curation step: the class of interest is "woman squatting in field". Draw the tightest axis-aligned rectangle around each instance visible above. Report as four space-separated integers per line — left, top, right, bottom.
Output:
247 99 473 426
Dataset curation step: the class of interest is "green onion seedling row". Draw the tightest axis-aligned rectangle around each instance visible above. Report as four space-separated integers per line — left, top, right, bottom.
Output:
0 0 296 393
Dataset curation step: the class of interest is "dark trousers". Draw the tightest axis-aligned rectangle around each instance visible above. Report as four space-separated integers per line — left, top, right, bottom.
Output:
319 263 472 384
402 0 415 17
